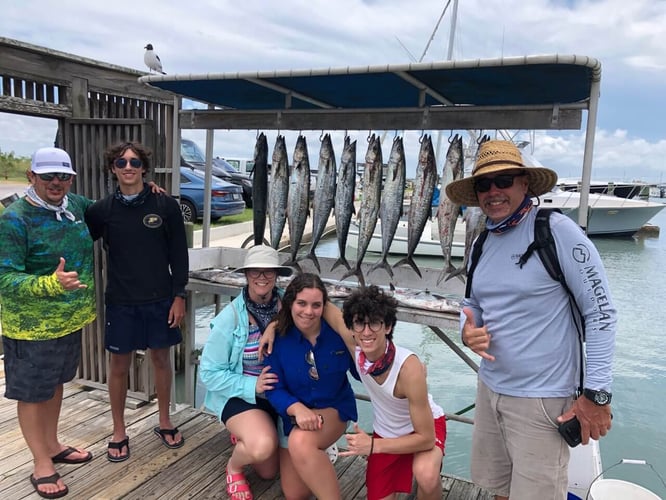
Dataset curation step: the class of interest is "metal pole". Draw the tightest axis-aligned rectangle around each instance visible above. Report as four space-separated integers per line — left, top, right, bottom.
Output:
578 72 602 232
203 105 215 247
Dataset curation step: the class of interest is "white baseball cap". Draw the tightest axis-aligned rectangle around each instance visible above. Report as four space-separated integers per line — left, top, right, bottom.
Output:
31 147 77 175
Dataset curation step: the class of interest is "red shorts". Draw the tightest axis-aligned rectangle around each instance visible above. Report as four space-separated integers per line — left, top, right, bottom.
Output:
365 416 446 500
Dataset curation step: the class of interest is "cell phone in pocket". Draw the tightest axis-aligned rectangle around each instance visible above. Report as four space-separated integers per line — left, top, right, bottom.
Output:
557 417 582 447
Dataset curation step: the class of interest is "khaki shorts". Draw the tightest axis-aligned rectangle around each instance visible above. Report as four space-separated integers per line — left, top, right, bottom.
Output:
471 379 572 499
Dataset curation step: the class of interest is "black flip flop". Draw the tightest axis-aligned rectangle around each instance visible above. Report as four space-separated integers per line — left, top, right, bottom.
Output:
30 473 69 499
153 426 185 449
51 446 93 464
106 437 130 462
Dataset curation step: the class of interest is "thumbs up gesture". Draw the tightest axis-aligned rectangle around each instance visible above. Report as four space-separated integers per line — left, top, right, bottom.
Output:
55 257 88 290
462 307 494 361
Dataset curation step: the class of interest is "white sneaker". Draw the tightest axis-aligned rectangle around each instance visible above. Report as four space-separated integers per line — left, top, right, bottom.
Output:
325 443 338 464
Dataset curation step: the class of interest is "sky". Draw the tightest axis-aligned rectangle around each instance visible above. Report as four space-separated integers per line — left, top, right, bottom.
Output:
1 0 666 183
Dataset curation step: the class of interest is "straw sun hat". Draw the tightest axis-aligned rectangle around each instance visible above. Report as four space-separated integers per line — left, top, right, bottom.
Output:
234 245 294 277
445 140 558 207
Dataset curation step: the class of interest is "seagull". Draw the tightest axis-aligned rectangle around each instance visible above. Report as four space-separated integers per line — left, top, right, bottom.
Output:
144 43 166 74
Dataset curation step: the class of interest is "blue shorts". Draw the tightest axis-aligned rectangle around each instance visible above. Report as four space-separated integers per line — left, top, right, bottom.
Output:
221 396 278 425
105 299 182 354
3 330 82 402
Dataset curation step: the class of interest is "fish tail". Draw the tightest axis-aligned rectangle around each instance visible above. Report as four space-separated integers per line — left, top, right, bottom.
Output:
340 265 365 287
393 256 422 278
330 256 352 272
300 251 321 272
369 257 393 278
445 265 467 283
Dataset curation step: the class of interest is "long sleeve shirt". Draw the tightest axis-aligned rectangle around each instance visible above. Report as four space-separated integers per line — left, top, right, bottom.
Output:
462 209 617 396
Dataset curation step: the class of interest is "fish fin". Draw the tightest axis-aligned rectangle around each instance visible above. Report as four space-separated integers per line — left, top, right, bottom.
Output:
330 256 352 272
300 252 321 272
444 265 467 283
393 256 422 278
340 265 365 287
369 258 393 278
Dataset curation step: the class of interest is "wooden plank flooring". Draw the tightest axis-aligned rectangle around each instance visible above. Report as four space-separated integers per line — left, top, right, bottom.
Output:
0 373 492 499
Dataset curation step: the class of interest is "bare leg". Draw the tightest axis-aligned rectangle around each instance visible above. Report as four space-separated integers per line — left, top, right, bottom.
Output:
413 446 444 500
17 385 67 497
108 352 132 458
226 409 279 479
150 347 182 446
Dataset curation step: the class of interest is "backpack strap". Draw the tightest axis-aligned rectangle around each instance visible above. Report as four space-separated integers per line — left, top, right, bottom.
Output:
465 229 489 298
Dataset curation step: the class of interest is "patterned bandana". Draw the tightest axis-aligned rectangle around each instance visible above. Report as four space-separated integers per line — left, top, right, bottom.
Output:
114 183 151 206
243 286 279 333
359 339 396 377
25 185 76 222
486 195 533 234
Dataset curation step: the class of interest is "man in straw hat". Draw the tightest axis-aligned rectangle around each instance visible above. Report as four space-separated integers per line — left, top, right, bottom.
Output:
445 140 617 499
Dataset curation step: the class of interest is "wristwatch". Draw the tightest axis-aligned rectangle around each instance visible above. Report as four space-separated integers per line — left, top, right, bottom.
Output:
583 389 612 406
175 291 188 299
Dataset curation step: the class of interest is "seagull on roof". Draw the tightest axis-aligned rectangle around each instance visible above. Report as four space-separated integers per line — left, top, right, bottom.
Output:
144 43 166 74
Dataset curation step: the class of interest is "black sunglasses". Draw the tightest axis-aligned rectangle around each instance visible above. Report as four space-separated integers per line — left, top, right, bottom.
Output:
474 172 526 193
113 157 143 169
35 172 73 182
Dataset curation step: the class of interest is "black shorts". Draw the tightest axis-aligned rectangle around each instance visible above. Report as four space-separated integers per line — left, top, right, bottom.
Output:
3 330 82 403
221 396 278 426
105 299 182 354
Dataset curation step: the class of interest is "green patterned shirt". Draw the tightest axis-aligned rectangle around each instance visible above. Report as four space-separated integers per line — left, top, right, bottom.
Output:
0 194 96 340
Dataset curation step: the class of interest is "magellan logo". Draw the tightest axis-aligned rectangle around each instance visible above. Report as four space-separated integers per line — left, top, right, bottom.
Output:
572 243 590 264
143 214 163 228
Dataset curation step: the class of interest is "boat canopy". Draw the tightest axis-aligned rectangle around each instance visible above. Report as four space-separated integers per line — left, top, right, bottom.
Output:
139 53 602 232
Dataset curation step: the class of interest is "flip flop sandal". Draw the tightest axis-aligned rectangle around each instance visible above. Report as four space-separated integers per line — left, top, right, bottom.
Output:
226 465 253 499
107 437 130 462
153 426 185 449
30 472 69 499
51 446 93 464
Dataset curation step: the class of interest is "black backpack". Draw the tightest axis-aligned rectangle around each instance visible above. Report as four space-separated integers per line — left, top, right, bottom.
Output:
465 208 585 392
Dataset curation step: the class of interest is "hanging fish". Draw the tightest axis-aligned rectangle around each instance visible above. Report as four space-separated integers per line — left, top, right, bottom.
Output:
302 133 336 271
285 135 311 268
251 132 269 246
394 135 437 278
369 136 406 278
342 134 382 286
330 136 357 272
268 135 290 249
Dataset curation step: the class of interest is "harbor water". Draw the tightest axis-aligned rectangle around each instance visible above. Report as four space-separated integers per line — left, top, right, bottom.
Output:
193 201 666 496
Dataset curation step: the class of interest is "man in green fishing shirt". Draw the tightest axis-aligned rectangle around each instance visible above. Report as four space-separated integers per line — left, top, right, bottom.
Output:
0 147 96 499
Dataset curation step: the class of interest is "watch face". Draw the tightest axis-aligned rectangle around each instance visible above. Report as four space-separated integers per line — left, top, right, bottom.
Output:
596 392 609 405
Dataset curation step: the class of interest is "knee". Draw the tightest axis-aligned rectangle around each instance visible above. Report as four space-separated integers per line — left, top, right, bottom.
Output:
245 433 278 463
413 462 441 492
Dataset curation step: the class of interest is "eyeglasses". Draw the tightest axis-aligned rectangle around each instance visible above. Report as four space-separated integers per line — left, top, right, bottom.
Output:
113 157 143 169
247 269 277 279
474 173 526 193
35 172 73 182
305 350 319 380
351 319 384 333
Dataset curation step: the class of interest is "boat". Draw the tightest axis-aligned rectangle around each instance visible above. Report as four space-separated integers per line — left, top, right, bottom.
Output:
348 188 666 259
347 217 467 258
557 178 651 199
540 188 666 236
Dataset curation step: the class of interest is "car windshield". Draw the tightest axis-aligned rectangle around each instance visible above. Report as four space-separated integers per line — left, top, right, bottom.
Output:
181 140 206 163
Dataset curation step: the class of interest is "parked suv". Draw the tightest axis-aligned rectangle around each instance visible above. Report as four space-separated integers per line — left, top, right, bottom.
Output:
180 138 253 207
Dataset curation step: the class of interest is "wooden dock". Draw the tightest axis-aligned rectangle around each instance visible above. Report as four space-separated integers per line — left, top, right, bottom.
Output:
0 370 491 499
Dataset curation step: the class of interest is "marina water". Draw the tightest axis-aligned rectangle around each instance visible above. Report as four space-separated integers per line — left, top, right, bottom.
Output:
193 201 666 496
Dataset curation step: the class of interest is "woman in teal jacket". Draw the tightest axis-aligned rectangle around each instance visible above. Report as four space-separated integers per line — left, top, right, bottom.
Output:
199 245 293 500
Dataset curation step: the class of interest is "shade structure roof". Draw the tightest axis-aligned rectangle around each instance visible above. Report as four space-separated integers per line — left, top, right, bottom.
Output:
139 54 601 132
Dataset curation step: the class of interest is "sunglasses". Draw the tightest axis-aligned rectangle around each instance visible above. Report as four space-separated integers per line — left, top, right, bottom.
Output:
351 318 384 333
35 172 73 182
474 173 526 193
247 269 277 279
305 350 319 380
113 157 143 169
